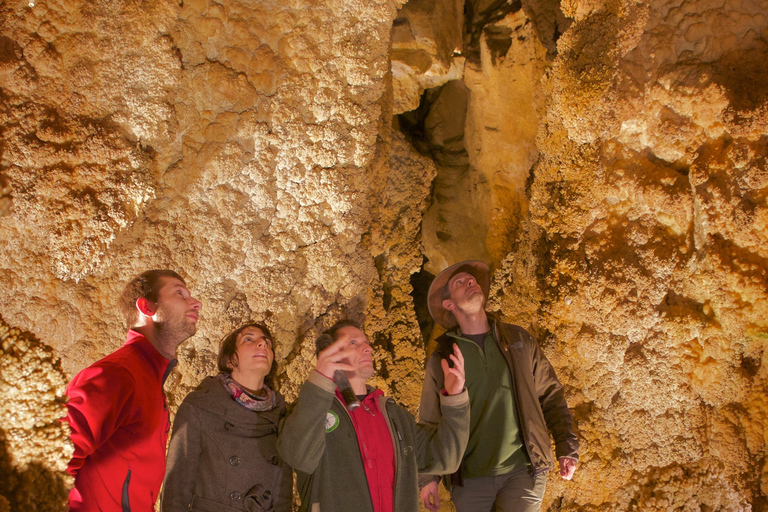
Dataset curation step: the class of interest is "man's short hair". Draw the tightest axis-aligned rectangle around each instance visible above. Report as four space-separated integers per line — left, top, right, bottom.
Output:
117 270 186 329
217 322 277 387
315 319 361 356
441 282 453 301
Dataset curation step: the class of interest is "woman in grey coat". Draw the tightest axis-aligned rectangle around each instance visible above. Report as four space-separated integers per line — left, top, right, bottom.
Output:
162 322 292 512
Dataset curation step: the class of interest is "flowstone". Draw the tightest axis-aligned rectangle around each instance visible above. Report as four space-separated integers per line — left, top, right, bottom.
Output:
0 315 72 512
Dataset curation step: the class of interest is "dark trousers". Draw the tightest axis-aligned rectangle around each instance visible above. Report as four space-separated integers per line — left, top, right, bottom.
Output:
451 467 547 512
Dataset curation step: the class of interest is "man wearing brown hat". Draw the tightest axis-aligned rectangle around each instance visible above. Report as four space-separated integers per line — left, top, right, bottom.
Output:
418 261 579 512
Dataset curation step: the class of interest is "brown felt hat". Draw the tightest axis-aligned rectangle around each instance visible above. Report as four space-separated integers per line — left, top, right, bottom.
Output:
427 260 490 329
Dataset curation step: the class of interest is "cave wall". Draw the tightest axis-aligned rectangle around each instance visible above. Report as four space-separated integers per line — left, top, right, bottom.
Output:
1 0 767 509
0 315 71 512
396 0 768 508
0 0 428 507
494 0 768 509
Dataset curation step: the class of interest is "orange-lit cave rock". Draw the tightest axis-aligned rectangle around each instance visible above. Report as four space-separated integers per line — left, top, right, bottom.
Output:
0 315 72 512
1 0 767 510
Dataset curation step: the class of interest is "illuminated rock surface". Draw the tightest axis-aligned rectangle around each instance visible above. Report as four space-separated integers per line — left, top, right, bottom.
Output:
0 0 766 509
0 315 72 511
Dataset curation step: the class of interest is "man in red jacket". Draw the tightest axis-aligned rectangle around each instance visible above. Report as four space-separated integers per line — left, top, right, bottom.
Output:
64 270 202 511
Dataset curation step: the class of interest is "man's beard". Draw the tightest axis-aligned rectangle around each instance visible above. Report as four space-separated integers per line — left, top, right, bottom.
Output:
153 306 196 346
456 291 485 315
357 365 376 381
345 362 375 382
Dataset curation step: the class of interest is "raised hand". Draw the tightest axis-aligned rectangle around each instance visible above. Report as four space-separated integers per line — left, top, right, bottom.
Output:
315 337 355 378
441 343 465 396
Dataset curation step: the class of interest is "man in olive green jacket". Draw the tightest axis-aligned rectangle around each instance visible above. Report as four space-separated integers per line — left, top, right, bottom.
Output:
277 320 470 512
419 261 579 512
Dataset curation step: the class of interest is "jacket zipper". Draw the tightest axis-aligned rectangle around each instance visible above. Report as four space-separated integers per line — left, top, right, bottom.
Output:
493 319 540 473
379 396 400 511
121 469 132 512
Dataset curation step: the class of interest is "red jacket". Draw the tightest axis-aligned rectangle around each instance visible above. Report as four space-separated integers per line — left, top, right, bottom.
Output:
341 388 395 512
64 330 174 511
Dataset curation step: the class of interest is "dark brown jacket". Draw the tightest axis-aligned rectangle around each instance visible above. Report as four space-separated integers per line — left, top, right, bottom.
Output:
419 314 579 485
161 376 292 512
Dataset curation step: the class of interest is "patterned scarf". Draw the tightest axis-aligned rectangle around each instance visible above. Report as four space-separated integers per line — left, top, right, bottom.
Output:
218 373 277 412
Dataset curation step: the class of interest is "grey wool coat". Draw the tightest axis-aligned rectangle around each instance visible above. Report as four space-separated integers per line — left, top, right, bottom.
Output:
161 376 292 512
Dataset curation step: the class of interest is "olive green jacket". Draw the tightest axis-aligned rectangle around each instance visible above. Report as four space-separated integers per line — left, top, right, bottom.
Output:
277 371 469 512
419 314 579 486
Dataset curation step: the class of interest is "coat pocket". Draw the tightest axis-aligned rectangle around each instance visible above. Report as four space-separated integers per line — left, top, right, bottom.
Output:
244 483 274 511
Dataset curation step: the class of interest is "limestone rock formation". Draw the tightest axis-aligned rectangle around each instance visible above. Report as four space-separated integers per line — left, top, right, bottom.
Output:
0 0 766 509
391 0 464 115
494 0 768 508
401 0 767 507
0 315 72 512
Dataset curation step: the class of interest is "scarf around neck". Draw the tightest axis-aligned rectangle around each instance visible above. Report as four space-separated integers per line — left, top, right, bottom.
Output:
218 373 277 412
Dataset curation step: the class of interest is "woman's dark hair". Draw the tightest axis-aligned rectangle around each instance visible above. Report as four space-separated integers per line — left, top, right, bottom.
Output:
315 319 361 356
217 322 277 387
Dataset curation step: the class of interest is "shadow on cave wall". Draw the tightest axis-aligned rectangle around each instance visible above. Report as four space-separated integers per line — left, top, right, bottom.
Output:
464 0 571 64
712 43 768 118
396 83 470 350
409 258 436 350
0 428 70 512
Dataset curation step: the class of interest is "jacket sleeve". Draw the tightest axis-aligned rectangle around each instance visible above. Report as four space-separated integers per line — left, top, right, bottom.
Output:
527 330 580 460
276 370 337 474
64 362 135 477
414 390 470 475
416 353 447 487
161 400 201 512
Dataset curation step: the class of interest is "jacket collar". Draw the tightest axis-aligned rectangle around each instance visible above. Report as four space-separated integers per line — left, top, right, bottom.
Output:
361 388 384 411
445 312 499 340
335 386 386 414
334 386 382 401
184 376 284 427
439 312 500 354
124 329 176 384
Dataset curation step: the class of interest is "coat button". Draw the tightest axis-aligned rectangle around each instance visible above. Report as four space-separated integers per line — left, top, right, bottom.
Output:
230 491 241 501
224 422 234 431
229 455 240 466
270 456 281 466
